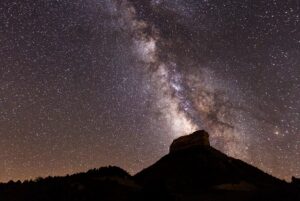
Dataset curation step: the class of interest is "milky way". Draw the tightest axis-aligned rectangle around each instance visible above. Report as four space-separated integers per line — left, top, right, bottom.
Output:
117 0 248 158
0 0 299 182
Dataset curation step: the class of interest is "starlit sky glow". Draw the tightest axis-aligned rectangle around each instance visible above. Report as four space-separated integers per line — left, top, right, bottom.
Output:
0 0 299 182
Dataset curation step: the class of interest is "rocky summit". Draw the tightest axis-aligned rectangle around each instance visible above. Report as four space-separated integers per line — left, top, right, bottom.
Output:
169 130 210 153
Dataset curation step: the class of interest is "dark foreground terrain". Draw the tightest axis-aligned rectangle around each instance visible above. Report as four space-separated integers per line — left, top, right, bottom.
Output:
1 130 300 201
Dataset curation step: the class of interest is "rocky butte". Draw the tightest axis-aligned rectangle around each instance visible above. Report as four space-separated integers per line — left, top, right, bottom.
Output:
169 130 210 153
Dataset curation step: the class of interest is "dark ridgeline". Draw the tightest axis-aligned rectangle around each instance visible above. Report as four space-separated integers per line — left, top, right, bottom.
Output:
1 130 299 201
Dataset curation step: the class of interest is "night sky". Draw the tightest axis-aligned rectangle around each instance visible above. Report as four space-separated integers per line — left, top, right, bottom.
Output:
0 0 299 182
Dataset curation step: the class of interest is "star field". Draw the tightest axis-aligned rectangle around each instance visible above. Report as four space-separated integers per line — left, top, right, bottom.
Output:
0 0 299 182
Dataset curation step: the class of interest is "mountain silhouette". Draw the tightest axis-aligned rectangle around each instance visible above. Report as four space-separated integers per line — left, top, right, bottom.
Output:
1 130 299 201
135 130 300 200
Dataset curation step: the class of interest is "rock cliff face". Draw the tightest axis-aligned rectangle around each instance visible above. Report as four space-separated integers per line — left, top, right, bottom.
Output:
169 130 210 153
